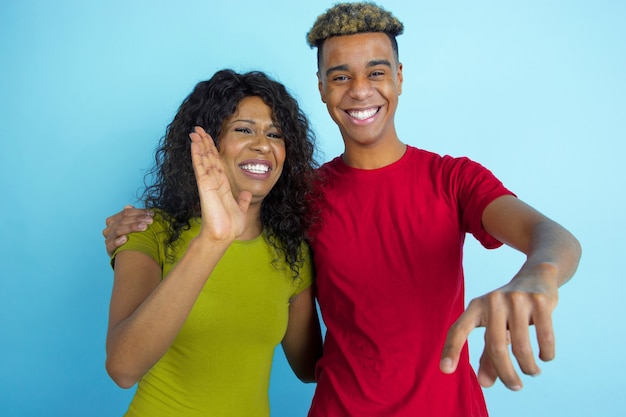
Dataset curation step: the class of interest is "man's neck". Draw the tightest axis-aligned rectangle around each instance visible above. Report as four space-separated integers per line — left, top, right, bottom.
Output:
342 138 407 170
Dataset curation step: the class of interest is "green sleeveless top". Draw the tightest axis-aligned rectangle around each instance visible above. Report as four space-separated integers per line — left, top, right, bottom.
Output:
113 211 313 417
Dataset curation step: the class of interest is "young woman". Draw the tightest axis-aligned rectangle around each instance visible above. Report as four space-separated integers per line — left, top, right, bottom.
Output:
105 69 322 417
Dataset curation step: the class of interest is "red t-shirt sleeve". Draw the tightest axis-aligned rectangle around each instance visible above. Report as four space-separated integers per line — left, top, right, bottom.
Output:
446 156 516 249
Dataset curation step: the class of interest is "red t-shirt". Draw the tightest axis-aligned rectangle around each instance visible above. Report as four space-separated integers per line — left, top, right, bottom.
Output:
307 146 514 417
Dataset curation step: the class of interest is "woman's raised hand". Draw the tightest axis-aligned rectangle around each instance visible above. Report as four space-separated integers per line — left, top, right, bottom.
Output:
189 126 252 242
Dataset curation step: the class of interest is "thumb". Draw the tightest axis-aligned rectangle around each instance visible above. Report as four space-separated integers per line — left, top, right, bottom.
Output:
440 301 482 374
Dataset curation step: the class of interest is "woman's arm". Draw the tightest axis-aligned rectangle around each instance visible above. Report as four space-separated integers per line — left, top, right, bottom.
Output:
106 239 230 388
106 127 252 388
281 286 323 382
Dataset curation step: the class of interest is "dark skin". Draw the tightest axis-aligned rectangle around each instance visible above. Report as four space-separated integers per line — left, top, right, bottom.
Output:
105 123 322 389
105 31 581 392
314 32 581 390
104 205 154 254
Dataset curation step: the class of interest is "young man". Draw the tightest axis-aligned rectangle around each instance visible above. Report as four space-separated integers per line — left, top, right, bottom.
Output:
103 3 581 416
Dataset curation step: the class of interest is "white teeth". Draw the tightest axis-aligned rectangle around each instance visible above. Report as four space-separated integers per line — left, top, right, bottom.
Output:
348 108 378 120
241 163 270 174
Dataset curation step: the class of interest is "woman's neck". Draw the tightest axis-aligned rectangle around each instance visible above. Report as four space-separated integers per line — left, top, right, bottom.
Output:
238 204 263 240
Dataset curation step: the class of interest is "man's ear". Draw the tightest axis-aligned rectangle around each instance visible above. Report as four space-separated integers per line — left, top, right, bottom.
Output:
317 72 326 103
397 62 404 96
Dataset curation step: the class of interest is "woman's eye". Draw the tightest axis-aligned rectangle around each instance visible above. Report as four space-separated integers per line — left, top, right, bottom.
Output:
235 127 251 134
268 132 284 139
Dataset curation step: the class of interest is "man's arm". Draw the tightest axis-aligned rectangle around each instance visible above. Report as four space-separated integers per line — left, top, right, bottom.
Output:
440 195 582 390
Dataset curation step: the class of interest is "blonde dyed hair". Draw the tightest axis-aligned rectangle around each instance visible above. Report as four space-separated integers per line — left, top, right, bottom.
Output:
306 2 404 48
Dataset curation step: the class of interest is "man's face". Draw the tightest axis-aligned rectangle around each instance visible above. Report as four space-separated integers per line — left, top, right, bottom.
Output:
317 32 403 149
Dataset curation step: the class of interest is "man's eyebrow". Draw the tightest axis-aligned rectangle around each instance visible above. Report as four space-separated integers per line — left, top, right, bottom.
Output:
325 60 393 77
368 59 392 68
325 64 349 77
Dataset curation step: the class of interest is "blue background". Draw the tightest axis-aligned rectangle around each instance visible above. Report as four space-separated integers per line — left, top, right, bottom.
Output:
1 0 624 416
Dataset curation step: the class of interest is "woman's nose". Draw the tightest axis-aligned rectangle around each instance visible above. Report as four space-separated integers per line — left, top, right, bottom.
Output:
250 133 271 153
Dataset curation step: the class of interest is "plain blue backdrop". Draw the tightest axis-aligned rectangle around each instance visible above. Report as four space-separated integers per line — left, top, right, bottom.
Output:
1 0 624 416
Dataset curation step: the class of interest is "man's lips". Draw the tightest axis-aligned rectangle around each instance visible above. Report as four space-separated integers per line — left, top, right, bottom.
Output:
346 107 380 120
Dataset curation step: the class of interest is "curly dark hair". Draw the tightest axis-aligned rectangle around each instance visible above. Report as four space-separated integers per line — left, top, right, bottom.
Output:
141 69 318 278
306 2 404 69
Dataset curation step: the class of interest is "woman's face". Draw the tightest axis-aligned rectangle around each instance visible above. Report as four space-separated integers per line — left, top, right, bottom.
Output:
218 96 286 205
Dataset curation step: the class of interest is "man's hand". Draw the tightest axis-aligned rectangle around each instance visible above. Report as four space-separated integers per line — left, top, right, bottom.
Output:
103 205 153 256
439 195 580 390
440 263 559 391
